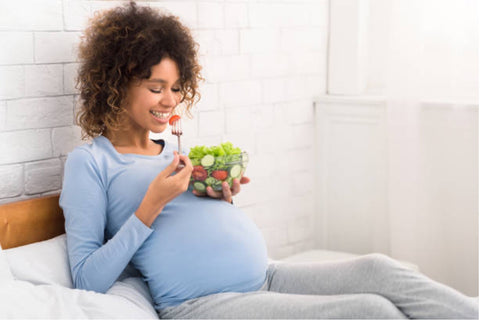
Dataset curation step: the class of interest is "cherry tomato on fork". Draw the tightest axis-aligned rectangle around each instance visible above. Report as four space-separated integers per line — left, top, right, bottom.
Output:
169 115 181 125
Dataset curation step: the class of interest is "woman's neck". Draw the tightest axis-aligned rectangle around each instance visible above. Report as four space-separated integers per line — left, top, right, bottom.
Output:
103 129 162 155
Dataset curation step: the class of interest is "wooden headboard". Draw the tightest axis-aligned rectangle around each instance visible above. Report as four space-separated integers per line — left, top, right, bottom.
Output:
0 194 65 249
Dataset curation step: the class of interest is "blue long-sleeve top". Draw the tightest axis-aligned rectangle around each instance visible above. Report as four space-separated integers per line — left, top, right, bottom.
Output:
59 136 268 310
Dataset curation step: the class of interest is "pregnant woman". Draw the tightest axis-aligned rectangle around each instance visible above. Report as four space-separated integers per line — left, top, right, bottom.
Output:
60 1 478 319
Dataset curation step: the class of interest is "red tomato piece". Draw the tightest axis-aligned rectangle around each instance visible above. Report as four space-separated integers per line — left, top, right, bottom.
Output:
169 114 181 125
192 165 208 181
211 170 228 181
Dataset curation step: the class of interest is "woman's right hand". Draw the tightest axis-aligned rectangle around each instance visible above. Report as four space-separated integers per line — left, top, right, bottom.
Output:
135 151 193 227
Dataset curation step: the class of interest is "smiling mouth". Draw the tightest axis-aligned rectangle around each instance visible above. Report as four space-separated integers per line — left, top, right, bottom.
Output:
150 110 170 119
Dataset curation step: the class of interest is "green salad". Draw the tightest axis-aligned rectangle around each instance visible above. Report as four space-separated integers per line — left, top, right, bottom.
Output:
188 142 248 192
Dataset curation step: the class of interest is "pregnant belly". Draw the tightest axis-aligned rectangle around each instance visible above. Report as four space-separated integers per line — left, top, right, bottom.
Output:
133 194 268 308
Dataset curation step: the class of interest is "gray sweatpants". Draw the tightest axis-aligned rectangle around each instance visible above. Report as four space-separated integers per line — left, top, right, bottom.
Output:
158 253 478 319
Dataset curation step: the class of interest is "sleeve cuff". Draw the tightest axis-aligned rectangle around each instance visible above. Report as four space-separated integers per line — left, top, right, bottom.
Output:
119 213 154 246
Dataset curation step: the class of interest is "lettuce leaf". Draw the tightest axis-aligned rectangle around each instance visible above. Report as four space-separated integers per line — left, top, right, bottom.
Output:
188 141 242 162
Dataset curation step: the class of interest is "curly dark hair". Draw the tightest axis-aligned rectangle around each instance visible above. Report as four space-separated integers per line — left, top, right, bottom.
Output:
76 1 202 139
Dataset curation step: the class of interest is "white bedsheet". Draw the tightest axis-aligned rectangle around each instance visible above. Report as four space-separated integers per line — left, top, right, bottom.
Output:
1 234 159 319
0 277 159 319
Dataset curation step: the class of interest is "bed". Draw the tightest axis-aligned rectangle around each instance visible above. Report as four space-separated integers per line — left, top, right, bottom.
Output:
0 194 419 319
0 194 159 319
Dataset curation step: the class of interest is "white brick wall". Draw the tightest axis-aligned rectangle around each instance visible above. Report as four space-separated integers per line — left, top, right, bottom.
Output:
25 64 63 96
0 101 6 131
35 32 81 63
0 0 63 31
6 96 73 130
0 0 328 259
0 164 23 198
0 66 25 99
24 159 62 195
0 32 34 64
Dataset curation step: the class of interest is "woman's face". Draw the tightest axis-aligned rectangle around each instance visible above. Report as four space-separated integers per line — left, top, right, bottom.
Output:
123 57 182 134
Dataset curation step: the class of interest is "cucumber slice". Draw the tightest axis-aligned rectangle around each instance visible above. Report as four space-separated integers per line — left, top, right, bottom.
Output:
212 181 223 191
229 164 242 179
241 152 249 165
193 181 206 192
205 177 217 186
200 154 215 167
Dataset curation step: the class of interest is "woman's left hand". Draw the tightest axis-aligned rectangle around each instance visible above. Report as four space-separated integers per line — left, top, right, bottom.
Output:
192 176 250 203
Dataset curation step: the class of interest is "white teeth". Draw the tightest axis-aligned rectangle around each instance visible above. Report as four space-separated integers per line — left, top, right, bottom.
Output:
150 111 170 119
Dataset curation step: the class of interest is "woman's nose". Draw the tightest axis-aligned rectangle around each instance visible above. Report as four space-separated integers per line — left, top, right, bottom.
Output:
160 89 177 107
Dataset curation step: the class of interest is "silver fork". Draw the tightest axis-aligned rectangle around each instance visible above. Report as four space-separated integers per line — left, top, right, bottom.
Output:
171 117 183 154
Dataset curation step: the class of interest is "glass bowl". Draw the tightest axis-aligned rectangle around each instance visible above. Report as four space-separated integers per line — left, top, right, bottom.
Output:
190 152 249 192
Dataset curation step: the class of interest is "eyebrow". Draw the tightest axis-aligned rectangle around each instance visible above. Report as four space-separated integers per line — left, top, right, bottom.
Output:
147 78 167 84
147 78 180 84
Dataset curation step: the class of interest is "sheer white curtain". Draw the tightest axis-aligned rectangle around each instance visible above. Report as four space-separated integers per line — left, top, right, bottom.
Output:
385 0 478 295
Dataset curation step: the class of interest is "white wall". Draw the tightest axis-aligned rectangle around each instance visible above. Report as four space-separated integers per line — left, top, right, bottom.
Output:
384 0 478 297
321 0 478 296
0 0 329 259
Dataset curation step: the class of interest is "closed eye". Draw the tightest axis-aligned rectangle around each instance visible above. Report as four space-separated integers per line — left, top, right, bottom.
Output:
149 88 181 94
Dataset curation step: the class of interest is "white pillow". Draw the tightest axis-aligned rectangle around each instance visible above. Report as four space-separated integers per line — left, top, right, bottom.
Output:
0 280 158 319
4 234 73 288
0 243 14 283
